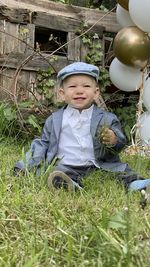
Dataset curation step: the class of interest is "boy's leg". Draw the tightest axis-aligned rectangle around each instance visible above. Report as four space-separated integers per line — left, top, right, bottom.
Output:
48 163 86 191
54 163 80 180
117 165 150 207
54 163 96 184
130 183 150 209
48 163 96 190
116 164 147 189
129 179 150 191
117 164 150 191
129 180 150 208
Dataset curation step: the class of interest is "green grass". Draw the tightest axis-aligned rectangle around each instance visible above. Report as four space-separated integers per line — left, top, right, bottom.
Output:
0 138 150 267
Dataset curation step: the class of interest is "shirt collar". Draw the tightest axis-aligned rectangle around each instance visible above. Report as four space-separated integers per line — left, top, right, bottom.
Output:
65 104 94 120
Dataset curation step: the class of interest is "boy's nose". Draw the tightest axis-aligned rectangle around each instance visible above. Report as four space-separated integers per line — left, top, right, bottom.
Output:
76 90 83 94
75 87 84 94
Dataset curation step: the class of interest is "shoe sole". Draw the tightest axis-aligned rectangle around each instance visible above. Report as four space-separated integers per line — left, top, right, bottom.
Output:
47 171 75 191
140 183 150 208
146 184 150 202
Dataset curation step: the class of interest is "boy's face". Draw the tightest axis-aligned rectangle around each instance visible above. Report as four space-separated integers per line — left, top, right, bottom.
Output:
59 74 100 111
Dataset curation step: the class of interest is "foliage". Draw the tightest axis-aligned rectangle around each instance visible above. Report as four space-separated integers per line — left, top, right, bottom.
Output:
109 94 138 143
82 33 103 65
81 32 111 92
0 102 45 140
99 67 111 92
50 0 116 10
102 0 116 10
0 103 17 137
0 138 150 266
36 67 55 102
114 105 137 143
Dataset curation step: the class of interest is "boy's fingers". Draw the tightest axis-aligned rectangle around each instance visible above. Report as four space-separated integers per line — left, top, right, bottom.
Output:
101 129 112 139
101 128 117 145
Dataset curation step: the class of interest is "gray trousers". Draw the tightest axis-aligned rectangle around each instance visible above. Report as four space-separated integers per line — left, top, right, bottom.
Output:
54 163 96 186
54 162 142 189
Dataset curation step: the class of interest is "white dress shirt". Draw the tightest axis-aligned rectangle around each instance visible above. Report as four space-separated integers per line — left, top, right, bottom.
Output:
57 105 96 166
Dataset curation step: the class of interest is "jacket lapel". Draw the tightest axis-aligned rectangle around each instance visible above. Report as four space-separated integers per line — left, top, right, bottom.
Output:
90 105 105 137
52 107 64 140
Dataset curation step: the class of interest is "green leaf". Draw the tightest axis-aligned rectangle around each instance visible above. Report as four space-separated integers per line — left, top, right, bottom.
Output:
45 80 55 87
4 107 17 121
108 212 127 230
18 101 33 108
27 115 41 133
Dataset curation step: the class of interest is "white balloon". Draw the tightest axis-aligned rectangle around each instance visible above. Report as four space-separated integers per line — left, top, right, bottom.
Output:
109 58 145 92
143 77 150 111
116 4 135 28
138 111 150 144
129 0 150 33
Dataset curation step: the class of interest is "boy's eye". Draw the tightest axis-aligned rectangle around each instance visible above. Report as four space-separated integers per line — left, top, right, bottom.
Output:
69 85 76 88
84 85 91 88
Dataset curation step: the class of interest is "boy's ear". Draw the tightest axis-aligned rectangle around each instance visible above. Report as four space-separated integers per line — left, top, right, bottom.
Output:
94 87 100 100
58 88 65 101
94 86 100 102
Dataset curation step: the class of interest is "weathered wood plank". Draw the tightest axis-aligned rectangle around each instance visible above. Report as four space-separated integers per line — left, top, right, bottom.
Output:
32 12 80 33
74 37 81 61
32 11 105 34
18 24 35 53
0 68 14 100
0 53 69 72
0 5 30 24
0 3 119 33
16 70 30 99
0 21 35 54
0 68 30 100
3 0 95 16
0 6 106 33
0 20 5 54
67 32 76 61
80 9 119 33
80 37 89 62
4 21 19 54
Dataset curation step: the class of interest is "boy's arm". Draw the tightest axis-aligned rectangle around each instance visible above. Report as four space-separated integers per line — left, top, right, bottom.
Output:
100 113 127 152
14 116 52 172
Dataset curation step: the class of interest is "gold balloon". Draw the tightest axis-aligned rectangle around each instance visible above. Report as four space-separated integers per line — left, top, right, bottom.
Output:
117 0 129 10
114 26 150 69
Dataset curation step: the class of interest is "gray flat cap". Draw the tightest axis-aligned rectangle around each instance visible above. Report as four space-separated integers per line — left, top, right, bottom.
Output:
57 62 100 82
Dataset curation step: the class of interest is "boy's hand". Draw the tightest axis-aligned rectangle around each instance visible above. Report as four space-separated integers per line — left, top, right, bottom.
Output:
101 127 117 146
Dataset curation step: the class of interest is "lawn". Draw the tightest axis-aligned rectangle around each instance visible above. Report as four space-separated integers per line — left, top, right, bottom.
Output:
0 138 150 267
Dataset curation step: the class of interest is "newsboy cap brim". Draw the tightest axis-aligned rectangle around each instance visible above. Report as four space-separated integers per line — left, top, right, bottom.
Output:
57 62 100 82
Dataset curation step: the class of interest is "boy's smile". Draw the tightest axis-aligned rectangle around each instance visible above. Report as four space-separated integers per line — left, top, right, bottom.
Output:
59 74 100 111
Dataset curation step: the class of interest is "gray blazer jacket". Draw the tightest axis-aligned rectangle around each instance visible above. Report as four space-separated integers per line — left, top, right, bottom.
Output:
15 105 127 172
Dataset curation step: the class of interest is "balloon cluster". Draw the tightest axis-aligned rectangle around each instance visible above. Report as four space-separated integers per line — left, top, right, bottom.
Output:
109 0 150 144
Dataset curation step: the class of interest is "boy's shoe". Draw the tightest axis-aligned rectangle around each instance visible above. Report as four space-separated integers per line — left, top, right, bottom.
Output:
140 184 150 209
13 167 25 177
47 171 82 191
